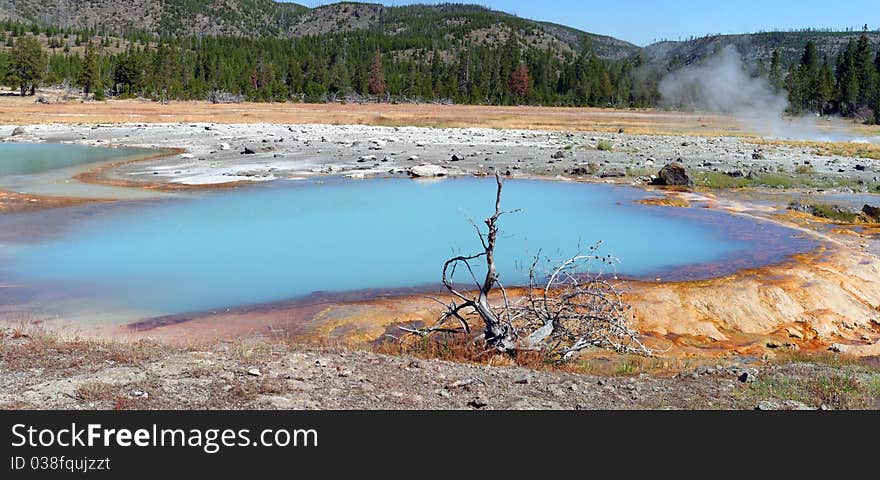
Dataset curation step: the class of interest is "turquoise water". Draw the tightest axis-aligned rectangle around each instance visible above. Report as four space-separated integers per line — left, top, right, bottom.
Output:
0 143 149 175
0 142 163 199
0 177 815 321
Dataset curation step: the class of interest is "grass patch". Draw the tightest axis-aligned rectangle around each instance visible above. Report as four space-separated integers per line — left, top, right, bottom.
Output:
694 172 799 189
625 166 655 177
754 139 880 160
809 203 860 222
596 139 613 151
794 164 815 174
75 381 118 402
745 373 876 409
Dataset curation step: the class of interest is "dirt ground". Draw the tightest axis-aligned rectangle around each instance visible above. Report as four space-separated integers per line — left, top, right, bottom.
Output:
1 328 878 410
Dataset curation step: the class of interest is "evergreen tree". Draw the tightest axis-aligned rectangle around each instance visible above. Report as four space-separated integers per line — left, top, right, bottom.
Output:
77 41 101 98
769 49 784 92
8 35 46 96
854 27 876 108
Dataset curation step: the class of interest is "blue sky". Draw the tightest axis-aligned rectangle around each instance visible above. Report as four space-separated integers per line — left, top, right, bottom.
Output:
283 0 878 46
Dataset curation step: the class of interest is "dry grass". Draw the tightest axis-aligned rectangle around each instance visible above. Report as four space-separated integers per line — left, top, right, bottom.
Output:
0 95 744 135
372 334 576 372
756 139 880 160
0 329 165 372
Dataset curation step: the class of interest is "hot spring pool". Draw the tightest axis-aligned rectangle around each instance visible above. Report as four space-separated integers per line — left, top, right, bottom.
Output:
0 176 817 324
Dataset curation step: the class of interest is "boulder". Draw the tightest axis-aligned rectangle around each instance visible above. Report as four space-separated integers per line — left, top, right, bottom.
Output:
451 154 464 162
11 126 26 136
358 155 377 163
653 162 693 186
863 204 880 222
219 143 231 151
551 150 566 159
599 170 626 178
240 146 256 155
407 164 448 178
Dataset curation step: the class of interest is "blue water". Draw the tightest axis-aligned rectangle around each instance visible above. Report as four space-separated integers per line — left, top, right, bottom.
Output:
0 177 813 320
0 143 149 175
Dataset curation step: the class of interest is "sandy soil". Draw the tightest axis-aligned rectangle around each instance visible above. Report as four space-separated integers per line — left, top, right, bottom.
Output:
2 328 877 410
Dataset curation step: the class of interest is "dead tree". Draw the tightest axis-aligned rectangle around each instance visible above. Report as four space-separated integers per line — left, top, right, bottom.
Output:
401 174 651 360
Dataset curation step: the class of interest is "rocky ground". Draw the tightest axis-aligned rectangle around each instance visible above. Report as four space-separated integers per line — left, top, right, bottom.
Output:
1 328 878 410
3 123 879 191
2 122 880 410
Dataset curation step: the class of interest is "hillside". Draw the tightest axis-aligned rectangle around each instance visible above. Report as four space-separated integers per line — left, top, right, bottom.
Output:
646 30 880 67
0 1 640 60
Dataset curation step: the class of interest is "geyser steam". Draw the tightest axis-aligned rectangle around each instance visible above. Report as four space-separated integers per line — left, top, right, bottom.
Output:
659 45 794 138
659 45 878 143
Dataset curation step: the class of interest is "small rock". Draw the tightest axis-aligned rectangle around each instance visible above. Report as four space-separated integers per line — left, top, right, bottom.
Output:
358 155 377 163
551 150 566 159
241 146 256 155
513 375 530 385
407 164 448 178
11 126 26 136
756 400 780 411
247 368 262 377
738 372 755 383
451 154 464 162
781 400 812 410
220 143 231 150
467 397 488 409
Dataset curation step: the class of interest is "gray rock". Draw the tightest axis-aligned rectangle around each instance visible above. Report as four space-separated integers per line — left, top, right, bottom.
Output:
862 204 879 222
11 127 26 136
407 164 448 178
653 162 693 186
782 400 815 410
738 372 755 383
240 146 256 155
756 400 780 410
600 170 626 178
451 154 464 162
551 150 566 159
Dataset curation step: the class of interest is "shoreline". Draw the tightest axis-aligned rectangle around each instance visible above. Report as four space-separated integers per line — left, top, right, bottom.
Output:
0 119 878 362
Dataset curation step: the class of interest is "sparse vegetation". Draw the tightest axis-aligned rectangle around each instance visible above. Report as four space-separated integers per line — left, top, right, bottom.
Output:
596 139 613 151
743 371 880 409
808 203 860 222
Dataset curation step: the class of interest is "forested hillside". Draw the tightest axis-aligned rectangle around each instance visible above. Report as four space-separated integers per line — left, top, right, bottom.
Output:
0 1 878 123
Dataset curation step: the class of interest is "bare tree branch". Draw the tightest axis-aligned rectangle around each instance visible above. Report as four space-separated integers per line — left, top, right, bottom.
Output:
400 173 652 359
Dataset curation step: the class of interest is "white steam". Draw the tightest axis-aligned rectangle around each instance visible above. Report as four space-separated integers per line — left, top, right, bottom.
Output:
659 45 878 143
